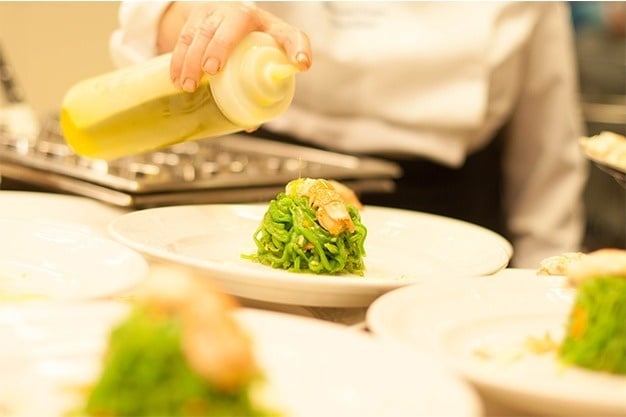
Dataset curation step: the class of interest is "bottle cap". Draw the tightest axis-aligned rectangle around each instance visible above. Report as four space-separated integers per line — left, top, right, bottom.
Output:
210 32 299 128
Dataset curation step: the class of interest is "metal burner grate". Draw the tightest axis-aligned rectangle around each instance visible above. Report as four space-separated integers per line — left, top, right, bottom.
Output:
0 115 401 208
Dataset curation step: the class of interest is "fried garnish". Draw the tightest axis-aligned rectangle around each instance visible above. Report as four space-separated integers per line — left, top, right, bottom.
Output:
537 252 586 276
566 248 626 287
286 178 358 236
579 131 626 172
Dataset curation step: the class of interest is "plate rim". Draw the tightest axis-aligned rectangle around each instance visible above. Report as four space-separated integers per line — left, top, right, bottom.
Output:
235 307 484 417
436 311 626 416
366 269 626 416
108 203 513 306
0 190 128 236
0 217 149 300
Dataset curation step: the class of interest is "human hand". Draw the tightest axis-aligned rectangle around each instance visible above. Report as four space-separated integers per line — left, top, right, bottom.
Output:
158 2 312 92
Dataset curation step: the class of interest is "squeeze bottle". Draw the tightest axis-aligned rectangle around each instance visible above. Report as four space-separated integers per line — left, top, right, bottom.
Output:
60 32 299 160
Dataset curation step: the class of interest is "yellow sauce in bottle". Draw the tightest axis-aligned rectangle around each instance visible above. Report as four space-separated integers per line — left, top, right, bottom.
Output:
60 81 239 159
61 32 298 160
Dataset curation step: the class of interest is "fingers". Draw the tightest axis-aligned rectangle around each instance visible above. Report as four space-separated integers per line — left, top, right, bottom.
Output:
179 10 224 91
170 4 259 91
169 3 312 93
170 7 211 90
265 21 312 71
200 14 256 76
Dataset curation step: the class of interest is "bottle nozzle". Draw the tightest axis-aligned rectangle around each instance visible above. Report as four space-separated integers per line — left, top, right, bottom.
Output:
267 63 299 82
210 32 298 127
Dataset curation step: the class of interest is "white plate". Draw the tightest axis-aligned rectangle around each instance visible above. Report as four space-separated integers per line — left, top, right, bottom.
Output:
239 309 482 417
108 204 512 307
367 268 626 416
367 269 570 352
0 218 148 301
0 301 131 359
0 301 132 417
0 191 127 236
0 307 482 417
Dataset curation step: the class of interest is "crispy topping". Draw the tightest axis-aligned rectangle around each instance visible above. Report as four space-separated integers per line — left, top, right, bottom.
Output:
286 178 360 235
537 252 586 276
566 248 626 287
579 131 626 172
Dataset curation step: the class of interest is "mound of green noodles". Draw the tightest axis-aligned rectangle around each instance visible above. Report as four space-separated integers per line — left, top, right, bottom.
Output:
559 276 626 375
81 307 277 417
244 193 367 275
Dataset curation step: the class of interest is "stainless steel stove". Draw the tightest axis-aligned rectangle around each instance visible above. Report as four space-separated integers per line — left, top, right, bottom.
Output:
0 115 401 208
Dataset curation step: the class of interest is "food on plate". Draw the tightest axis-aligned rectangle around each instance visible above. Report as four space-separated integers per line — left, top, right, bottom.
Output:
579 131 626 172
0 271 47 302
558 248 626 375
243 178 367 275
536 252 586 276
79 265 279 417
0 293 47 302
524 332 559 355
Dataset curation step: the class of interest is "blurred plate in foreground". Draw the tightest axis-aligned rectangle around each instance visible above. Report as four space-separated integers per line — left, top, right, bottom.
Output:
0 306 482 417
0 218 148 301
0 191 127 236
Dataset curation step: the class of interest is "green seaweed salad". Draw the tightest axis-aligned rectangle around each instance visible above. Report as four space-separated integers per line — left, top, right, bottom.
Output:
77 307 279 417
243 192 367 275
559 276 626 375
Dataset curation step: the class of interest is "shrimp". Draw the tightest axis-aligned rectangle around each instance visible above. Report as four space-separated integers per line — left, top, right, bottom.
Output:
180 276 257 393
140 264 257 392
327 179 364 210
286 178 360 235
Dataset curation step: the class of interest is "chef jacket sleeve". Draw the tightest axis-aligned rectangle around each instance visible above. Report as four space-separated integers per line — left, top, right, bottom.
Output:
503 1 588 268
109 1 172 68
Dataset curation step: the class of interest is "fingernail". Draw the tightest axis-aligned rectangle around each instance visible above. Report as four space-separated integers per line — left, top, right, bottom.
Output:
295 52 310 67
182 78 196 92
203 57 220 75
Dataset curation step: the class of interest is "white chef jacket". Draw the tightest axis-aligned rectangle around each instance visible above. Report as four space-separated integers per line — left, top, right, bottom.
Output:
110 1 588 268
